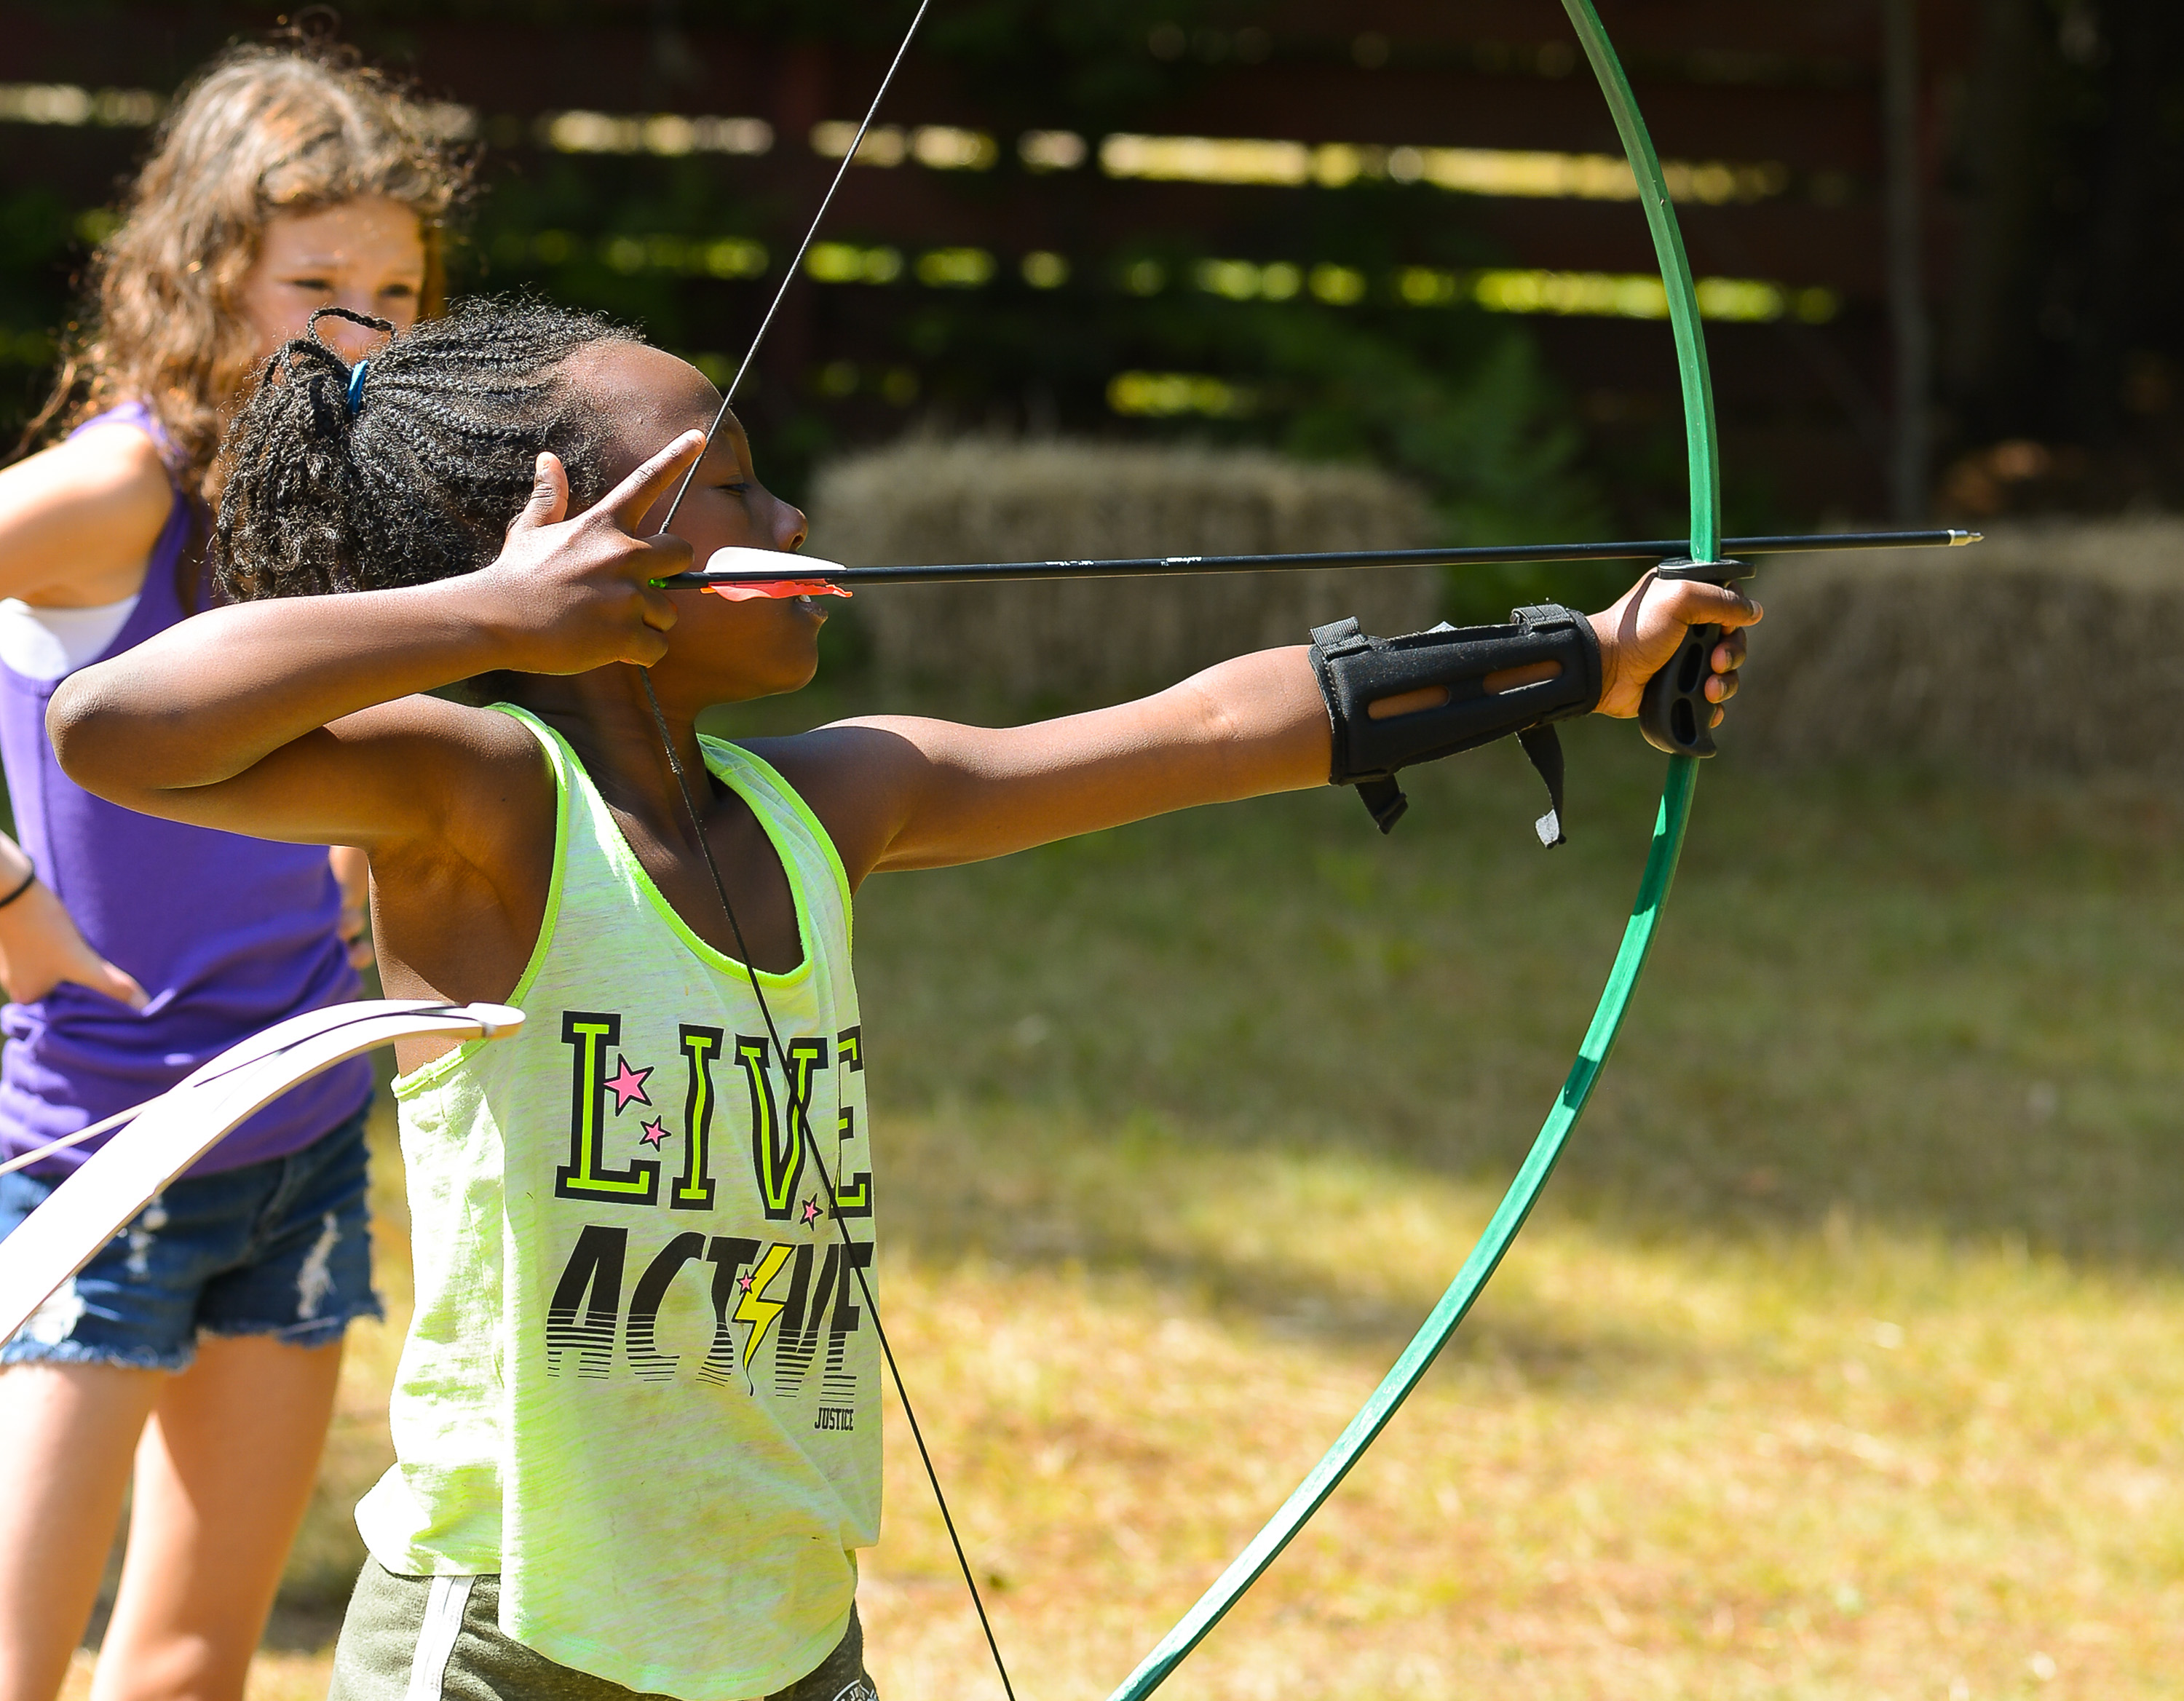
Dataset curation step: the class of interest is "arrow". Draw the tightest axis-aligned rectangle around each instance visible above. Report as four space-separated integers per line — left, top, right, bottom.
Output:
660 527 1979 590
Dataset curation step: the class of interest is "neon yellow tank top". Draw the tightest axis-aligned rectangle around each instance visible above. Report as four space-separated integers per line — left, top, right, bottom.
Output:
356 705 878 1700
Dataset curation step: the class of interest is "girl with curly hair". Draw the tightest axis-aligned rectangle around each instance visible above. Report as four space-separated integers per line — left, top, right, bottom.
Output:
0 39 461 1701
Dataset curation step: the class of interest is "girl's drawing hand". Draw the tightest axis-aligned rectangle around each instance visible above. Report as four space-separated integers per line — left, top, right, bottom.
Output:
1588 573 1762 726
478 433 702 676
0 881 149 1010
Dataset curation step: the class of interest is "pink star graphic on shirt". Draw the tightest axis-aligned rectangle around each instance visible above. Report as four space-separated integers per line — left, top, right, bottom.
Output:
738 1272 755 1293
637 1118 670 1150
603 1055 653 1113
799 1195 823 1229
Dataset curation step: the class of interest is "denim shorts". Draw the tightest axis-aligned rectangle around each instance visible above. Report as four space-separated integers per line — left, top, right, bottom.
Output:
0 1101 381 1370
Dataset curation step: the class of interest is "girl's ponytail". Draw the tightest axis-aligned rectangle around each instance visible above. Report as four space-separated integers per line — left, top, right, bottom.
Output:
212 308 388 603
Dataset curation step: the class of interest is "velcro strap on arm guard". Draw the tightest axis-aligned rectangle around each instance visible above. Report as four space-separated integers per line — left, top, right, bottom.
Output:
1309 605 1602 841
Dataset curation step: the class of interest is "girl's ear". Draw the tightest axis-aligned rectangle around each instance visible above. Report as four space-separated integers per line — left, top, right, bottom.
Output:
506 453 570 538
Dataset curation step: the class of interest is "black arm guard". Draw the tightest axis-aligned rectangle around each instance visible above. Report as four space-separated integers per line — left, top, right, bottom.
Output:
1309 604 1602 842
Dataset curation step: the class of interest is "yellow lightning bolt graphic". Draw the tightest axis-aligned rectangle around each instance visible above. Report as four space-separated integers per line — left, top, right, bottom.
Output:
732 1244 795 1369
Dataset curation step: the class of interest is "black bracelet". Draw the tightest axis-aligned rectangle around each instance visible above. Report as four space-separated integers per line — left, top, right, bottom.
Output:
0 865 36 911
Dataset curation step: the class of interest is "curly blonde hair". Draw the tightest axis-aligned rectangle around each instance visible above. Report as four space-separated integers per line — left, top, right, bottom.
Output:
31 39 466 496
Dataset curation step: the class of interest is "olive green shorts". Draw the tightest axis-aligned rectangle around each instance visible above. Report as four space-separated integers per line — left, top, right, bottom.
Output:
328 1559 876 1701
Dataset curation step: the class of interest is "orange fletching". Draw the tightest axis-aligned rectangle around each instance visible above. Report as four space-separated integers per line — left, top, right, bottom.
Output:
701 579 852 602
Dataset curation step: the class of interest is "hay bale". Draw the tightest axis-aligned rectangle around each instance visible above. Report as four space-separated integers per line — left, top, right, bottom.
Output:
1729 518 2184 776
806 439 1440 703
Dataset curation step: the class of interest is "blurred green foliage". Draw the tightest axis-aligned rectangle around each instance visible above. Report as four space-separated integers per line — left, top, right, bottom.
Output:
0 189 77 445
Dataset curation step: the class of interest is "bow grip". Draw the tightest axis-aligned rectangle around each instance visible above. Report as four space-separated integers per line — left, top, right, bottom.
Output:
1638 558 1749 758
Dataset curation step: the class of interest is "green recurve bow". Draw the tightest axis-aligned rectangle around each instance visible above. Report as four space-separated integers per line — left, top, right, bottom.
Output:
1100 6 1728 1694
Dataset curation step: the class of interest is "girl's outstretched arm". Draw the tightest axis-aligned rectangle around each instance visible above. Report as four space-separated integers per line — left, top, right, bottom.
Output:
49 438 700 849
777 573 1759 881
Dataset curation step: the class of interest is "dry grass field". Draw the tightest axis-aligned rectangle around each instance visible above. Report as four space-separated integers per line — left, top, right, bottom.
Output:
68 713 2184 1701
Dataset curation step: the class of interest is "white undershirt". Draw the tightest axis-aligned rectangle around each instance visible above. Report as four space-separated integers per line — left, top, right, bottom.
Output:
0 595 141 682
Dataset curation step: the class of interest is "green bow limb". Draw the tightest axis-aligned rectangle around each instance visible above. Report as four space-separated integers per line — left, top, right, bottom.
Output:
1101 6 1722 1697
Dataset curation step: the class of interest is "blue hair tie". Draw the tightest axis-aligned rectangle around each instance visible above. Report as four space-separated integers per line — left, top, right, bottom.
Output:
345 359 370 416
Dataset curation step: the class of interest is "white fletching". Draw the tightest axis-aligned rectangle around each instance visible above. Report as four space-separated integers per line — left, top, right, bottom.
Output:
703 547 848 579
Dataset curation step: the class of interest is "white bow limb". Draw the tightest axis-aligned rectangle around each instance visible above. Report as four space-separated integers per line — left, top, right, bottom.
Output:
0 998 523 1346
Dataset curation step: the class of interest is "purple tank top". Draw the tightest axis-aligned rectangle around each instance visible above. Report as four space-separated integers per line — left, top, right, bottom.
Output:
0 403 369 1175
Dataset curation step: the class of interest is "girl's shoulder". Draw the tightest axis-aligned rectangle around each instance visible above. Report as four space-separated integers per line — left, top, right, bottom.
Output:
22 412 174 504
731 723 919 893
0 415 179 603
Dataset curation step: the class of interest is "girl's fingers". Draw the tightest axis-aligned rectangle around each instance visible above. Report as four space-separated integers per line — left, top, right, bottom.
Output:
105 964 150 1010
507 453 571 536
600 431 707 531
82 956 148 1011
1628 576 1760 635
1667 579 1761 629
639 530 694 585
637 582 679 633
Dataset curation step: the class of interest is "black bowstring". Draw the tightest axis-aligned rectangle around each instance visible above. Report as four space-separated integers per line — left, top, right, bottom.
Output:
633 9 1015 1688
636 674 1019 1701
655 0 937 536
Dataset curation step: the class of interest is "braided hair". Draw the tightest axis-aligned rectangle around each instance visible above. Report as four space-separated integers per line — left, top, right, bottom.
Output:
211 298 632 603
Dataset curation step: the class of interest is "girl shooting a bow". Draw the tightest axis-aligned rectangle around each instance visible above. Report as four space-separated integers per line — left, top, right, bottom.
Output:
50 301 1757 1700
